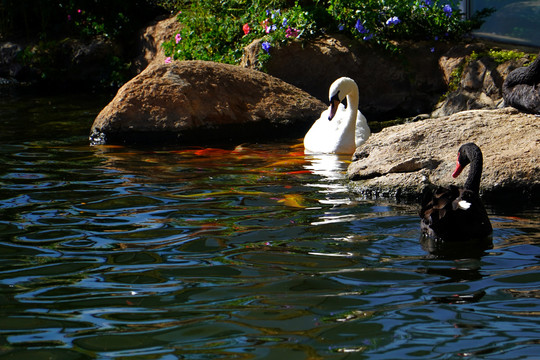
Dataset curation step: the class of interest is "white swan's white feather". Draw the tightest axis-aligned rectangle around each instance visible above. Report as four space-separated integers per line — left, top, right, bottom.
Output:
304 77 370 154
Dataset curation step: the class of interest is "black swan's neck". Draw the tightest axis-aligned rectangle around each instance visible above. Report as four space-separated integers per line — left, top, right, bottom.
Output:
464 147 483 194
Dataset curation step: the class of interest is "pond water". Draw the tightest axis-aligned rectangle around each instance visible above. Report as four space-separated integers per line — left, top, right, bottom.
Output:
0 92 539 359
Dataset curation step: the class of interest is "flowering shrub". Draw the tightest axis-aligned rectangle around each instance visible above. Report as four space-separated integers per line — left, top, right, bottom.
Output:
330 0 494 52
162 0 493 67
162 1 317 69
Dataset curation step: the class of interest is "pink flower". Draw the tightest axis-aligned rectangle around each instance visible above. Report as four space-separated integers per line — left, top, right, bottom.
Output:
77 9 82 13
285 27 299 38
242 23 250 35
165 57 172 64
175 33 182 44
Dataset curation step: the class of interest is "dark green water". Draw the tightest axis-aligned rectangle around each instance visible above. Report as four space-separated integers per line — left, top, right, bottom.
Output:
0 92 539 359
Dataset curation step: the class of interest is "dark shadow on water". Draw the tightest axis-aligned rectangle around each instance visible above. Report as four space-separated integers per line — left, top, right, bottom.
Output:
420 233 493 260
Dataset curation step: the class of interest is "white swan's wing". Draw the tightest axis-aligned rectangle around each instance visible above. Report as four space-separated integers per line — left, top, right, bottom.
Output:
304 108 333 153
355 110 371 147
304 105 354 154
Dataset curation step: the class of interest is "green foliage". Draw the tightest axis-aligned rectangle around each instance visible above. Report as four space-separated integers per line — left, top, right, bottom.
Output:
330 0 494 53
484 49 529 64
162 1 319 67
162 0 494 68
443 48 535 97
1 1 164 88
0 0 164 41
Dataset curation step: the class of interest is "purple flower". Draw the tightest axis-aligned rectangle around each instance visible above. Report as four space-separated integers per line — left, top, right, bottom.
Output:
282 18 288 27
338 24 345 31
425 0 432 5
363 33 374 41
265 24 277 33
430 47 435 53
443 4 453 16
355 19 369 34
386 16 401 26
262 41 271 54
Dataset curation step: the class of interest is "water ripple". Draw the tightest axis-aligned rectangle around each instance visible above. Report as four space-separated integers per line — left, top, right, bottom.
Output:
0 95 539 358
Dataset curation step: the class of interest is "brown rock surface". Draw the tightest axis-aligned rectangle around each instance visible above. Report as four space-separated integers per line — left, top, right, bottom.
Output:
90 60 326 145
433 46 535 117
133 15 182 73
242 35 449 121
346 107 540 200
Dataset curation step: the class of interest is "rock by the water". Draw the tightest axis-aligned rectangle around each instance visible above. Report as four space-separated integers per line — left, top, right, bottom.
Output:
347 107 539 201
242 35 449 121
0 42 22 80
90 60 326 145
432 44 534 117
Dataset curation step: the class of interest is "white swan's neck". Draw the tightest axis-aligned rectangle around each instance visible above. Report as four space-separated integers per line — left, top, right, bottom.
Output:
304 77 369 155
343 87 359 131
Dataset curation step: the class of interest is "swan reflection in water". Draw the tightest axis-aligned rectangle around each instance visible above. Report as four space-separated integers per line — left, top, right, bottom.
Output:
303 152 360 227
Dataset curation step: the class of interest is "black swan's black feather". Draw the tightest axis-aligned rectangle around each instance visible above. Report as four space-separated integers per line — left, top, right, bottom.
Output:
503 54 540 114
420 143 492 243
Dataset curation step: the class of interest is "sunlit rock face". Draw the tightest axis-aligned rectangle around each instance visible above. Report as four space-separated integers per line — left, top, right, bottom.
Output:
90 60 326 145
132 15 182 74
347 107 540 201
433 45 537 117
242 35 450 121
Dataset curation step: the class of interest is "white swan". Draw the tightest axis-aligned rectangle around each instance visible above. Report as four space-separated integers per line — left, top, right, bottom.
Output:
304 77 370 154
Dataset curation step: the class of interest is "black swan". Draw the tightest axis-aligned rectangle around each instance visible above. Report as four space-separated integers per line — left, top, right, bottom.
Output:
502 53 540 115
420 143 492 243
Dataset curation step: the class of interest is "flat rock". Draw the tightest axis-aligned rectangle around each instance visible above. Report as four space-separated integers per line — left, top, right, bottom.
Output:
90 60 326 145
346 107 540 201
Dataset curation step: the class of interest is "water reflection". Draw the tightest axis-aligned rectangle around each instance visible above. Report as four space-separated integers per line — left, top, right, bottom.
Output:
420 234 494 259
0 93 539 359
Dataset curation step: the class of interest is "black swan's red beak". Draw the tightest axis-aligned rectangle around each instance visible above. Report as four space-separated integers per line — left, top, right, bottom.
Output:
452 159 464 178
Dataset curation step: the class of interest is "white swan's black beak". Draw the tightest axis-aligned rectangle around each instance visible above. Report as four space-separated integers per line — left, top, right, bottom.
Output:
328 99 340 121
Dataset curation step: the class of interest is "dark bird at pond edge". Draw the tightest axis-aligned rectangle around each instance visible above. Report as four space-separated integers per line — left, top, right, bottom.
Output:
502 53 540 115
420 143 492 243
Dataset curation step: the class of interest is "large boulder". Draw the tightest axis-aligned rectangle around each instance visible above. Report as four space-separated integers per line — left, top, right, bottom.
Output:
132 15 182 73
90 60 326 145
242 35 450 121
346 107 539 201
0 42 23 83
